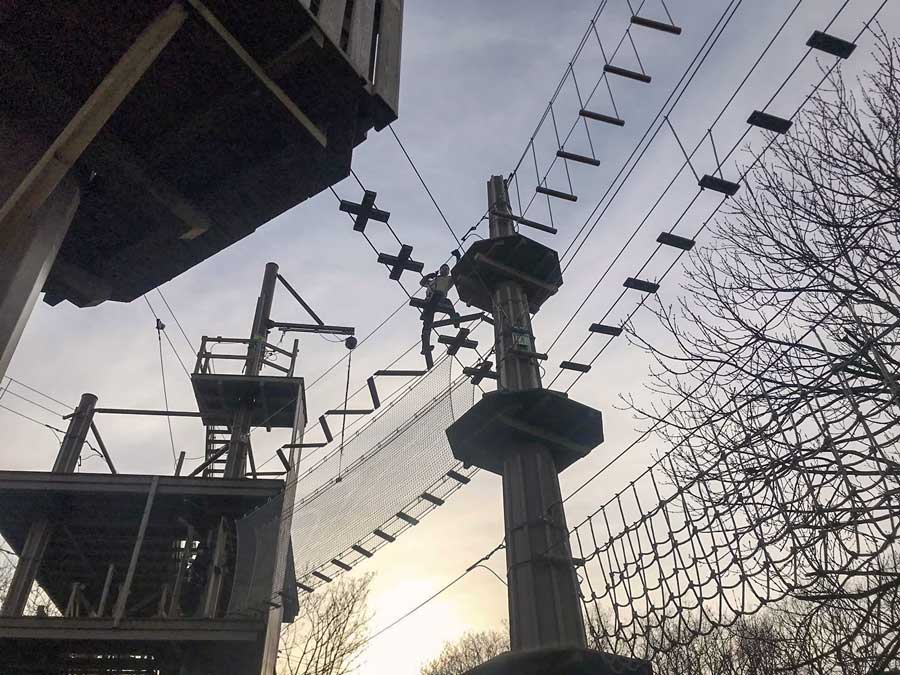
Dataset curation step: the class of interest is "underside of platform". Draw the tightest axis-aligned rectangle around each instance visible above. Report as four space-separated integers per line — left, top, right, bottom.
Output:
1 0 399 306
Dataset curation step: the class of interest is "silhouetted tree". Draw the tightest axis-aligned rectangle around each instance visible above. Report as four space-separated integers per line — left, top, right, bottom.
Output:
420 628 509 675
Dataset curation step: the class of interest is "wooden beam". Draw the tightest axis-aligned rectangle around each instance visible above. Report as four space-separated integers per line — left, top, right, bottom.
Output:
187 0 327 148
373 0 402 113
0 2 187 235
113 476 159 625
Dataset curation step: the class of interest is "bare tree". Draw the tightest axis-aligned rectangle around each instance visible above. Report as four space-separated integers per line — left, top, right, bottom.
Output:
626 32 900 670
278 573 372 675
420 628 509 675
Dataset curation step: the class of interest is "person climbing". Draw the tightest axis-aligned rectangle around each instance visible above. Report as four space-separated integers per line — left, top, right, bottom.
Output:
419 263 460 361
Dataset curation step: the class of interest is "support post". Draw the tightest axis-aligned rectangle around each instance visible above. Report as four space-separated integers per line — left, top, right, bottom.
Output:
487 176 586 650
113 476 159 625
224 262 280 479
1 393 97 616
0 2 187 381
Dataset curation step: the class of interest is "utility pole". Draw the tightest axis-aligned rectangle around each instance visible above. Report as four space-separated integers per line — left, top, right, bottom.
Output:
223 262 279 479
447 176 604 651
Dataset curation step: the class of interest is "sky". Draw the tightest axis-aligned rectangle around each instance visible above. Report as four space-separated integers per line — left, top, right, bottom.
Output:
4 1 900 674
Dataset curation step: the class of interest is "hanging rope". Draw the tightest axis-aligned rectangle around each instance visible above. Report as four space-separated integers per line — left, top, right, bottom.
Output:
336 336 357 482
155 318 178 468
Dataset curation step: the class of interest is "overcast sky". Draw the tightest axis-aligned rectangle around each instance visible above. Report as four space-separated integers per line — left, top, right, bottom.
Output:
4 1 900 673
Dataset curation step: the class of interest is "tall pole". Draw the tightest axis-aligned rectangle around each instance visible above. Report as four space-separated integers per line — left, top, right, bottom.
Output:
1 392 97 616
486 176 586 650
223 262 279 479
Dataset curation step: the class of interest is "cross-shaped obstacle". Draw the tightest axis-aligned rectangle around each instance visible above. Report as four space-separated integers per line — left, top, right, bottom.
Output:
438 327 478 356
462 360 498 385
339 190 390 233
377 244 424 281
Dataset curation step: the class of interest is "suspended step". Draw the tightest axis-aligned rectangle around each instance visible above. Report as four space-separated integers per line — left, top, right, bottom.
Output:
312 571 332 583
511 347 548 361
560 361 591 373
367 376 381 409
396 511 419 526
463 364 498 384
447 469 471 484
325 408 374 415
421 492 445 506
580 109 625 127
589 323 623 336
624 277 660 293
276 449 292 471
331 558 352 572
409 296 456 315
423 347 435 371
374 369 427 377
631 15 682 35
491 210 558 235
604 64 651 84
378 244 425 281
434 311 483 328
298 582 314 593
536 186 578 202
556 150 601 167
319 415 334 442
352 544 373 558
747 110 792 135
699 174 741 196
657 232 695 251
373 528 396 542
806 31 856 59
339 190 390 232
438 328 478 355
283 442 327 449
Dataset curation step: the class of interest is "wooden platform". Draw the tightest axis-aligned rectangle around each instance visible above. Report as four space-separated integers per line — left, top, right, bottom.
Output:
1 0 402 307
0 471 283 614
191 373 305 428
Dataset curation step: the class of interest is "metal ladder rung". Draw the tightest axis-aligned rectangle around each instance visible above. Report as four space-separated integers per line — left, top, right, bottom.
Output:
560 361 591 373
604 64 651 84
806 31 856 59
656 232 695 251
624 277 660 294
631 15 682 35
580 109 625 126
589 323 623 336
699 174 741 196
747 110 792 135
536 186 578 202
556 150 600 167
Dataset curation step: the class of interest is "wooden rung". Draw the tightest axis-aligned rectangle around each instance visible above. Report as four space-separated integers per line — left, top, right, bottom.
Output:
511 348 548 361
699 174 740 196
447 470 471 484
560 361 592 373
312 571 333 582
806 31 856 59
624 277 660 294
433 312 482 328
656 232 695 251
297 582 315 593
276 449 292 471
421 492 445 506
631 15 682 35
590 323 623 336
491 211 558 235
536 186 578 202
580 109 625 126
283 442 327 449
352 544 373 558
556 150 600 167
326 408 374 415
373 528 396 542
367 376 381 409
747 110 792 134
331 558 352 572
319 415 333 442
424 348 434 370
604 64 651 84
374 369 427 377
396 511 419 525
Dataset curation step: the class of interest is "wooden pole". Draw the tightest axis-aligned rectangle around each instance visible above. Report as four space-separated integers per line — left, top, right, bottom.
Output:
113 476 159 625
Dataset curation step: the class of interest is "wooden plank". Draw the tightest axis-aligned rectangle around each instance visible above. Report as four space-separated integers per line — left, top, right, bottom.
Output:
374 0 403 113
0 2 187 237
317 0 348 46
348 0 376 80
187 0 327 148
